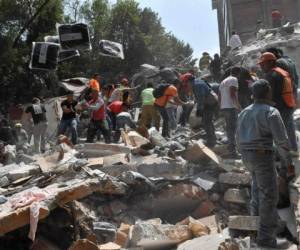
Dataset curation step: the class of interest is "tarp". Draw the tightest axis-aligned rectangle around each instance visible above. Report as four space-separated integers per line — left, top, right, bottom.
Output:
59 78 89 95
99 40 124 59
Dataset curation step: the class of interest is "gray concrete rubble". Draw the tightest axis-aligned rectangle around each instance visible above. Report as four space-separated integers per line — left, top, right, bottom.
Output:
0 122 299 250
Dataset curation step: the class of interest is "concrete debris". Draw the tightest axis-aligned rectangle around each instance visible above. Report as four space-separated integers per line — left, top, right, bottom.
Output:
69 239 99 250
223 188 249 204
228 216 259 231
99 242 121 250
218 172 251 186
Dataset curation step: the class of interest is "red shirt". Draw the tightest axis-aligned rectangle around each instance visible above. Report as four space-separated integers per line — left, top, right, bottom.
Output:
108 101 123 114
180 73 193 95
88 98 105 121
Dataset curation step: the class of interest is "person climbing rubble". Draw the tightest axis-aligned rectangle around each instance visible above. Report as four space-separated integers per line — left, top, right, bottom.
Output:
58 91 78 145
14 123 29 153
210 53 222 82
178 70 195 127
228 31 242 51
139 82 160 131
259 52 298 156
191 77 218 147
25 98 48 154
219 67 241 158
114 105 137 143
83 89 111 144
154 80 187 138
199 52 212 71
236 79 293 249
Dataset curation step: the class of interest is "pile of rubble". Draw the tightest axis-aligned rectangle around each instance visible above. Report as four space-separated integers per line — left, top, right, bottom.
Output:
0 120 299 250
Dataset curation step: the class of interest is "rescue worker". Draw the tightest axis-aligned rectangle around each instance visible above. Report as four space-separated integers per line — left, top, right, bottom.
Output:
25 98 48 154
236 79 291 249
84 89 111 143
114 105 136 142
219 67 241 158
259 52 298 155
210 54 222 82
199 52 212 71
14 123 29 153
58 91 78 145
139 82 160 130
179 71 195 127
154 81 186 138
89 73 101 92
191 78 218 147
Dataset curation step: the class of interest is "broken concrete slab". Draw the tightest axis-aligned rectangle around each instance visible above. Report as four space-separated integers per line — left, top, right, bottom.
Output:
193 174 217 191
219 173 251 186
127 131 150 148
8 164 40 182
181 140 220 164
197 215 219 234
75 143 131 158
148 128 167 147
223 188 249 204
228 216 259 231
177 233 229 250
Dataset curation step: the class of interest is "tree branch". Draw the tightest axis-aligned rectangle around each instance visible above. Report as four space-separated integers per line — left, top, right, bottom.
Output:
12 0 51 48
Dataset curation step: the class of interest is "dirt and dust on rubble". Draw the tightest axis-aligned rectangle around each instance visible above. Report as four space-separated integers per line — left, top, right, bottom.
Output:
0 107 298 250
3 22 300 250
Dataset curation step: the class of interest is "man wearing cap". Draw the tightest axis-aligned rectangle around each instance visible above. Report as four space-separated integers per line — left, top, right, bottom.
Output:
237 79 292 249
259 52 298 155
58 91 78 145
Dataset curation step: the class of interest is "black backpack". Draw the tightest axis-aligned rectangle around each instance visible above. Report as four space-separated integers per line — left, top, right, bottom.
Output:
153 83 170 98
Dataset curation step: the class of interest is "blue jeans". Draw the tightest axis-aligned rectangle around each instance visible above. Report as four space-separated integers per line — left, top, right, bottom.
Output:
280 109 298 152
222 108 238 153
241 150 278 246
166 106 177 131
58 118 78 145
155 105 169 137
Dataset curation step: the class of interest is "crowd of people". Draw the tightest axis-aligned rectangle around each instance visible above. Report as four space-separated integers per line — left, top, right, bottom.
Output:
0 44 299 248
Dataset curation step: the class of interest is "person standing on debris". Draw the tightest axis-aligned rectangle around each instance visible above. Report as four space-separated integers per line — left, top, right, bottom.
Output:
89 73 101 92
139 82 160 130
114 105 137 142
154 81 186 138
191 78 218 147
83 89 111 144
210 54 222 82
14 123 29 153
199 52 212 71
219 67 241 158
178 71 195 127
107 100 128 130
259 52 298 155
272 9 282 28
236 80 292 249
25 98 48 154
229 31 242 51
265 47 299 94
58 91 78 145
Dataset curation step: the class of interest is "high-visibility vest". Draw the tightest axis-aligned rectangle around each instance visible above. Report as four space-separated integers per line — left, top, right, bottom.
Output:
273 67 296 108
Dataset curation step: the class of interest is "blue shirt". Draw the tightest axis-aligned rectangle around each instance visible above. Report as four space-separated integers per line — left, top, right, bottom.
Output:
236 102 290 161
191 78 211 110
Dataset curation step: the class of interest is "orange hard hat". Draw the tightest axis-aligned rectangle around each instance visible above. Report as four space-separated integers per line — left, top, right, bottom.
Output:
258 52 277 64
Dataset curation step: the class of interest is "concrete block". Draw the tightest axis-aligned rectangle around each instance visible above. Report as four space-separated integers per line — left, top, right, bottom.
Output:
219 173 251 186
228 216 259 231
8 164 40 181
224 188 249 204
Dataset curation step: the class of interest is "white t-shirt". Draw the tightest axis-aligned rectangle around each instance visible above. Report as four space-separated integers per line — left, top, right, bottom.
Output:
219 76 239 109
229 34 242 50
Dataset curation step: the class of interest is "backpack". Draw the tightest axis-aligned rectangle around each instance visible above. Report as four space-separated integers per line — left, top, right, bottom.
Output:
153 83 170 98
273 67 296 108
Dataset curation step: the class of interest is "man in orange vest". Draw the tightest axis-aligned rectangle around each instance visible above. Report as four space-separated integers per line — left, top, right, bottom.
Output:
259 52 298 154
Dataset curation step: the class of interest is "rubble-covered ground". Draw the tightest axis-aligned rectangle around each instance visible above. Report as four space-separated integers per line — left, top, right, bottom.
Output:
0 112 299 250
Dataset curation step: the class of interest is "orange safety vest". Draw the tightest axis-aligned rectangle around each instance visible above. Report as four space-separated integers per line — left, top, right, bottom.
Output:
273 67 296 108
